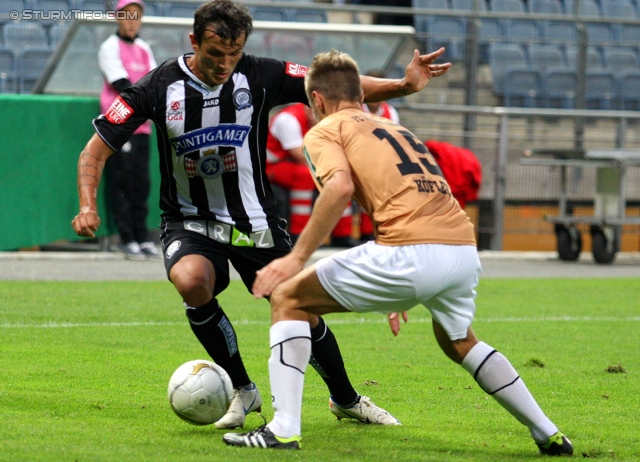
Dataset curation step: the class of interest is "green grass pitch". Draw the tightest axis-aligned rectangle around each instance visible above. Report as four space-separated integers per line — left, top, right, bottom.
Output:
1 278 638 461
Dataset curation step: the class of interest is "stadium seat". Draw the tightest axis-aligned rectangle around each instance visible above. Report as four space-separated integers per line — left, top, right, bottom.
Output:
424 16 466 61
450 0 491 60
164 2 198 18
32 0 72 16
0 1 27 24
489 43 527 93
528 43 567 72
618 69 640 110
584 22 616 45
412 0 449 34
585 69 618 109
601 0 638 45
289 9 328 23
528 0 563 15
413 0 449 11
490 0 526 13
49 21 70 48
450 0 491 41
603 47 638 71
566 45 603 69
600 0 636 19
2 22 49 55
16 47 52 93
250 7 288 22
0 47 16 93
143 2 162 16
503 65 543 107
564 0 600 16
412 0 450 55
619 24 640 46
451 0 487 10
78 0 107 11
543 21 577 43
504 19 541 41
543 67 577 108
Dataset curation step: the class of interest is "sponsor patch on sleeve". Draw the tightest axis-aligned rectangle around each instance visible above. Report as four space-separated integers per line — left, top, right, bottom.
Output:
285 62 307 78
105 96 134 124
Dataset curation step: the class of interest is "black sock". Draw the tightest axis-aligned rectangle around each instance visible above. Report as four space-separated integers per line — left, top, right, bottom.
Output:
185 298 251 388
309 317 358 406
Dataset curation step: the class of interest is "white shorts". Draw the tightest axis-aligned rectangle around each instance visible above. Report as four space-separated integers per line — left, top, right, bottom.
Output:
315 242 482 341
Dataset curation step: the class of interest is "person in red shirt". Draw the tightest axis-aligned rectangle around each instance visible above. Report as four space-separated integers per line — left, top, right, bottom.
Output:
266 103 359 247
424 140 482 210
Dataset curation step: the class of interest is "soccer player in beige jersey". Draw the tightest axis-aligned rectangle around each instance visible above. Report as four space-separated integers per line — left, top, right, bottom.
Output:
223 50 573 456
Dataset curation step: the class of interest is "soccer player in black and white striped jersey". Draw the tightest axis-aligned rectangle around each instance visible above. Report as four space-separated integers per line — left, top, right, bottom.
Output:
72 0 452 429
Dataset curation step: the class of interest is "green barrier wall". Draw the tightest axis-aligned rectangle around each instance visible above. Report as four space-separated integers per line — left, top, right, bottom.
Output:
0 94 161 251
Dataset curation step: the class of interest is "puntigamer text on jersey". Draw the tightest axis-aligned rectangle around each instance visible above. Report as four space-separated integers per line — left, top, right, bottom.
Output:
170 125 251 156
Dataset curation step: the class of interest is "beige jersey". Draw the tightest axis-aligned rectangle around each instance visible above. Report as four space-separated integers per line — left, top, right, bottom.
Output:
303 107 476 246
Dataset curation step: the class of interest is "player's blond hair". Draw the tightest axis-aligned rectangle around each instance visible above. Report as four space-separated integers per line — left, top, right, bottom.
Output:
305 50 361 103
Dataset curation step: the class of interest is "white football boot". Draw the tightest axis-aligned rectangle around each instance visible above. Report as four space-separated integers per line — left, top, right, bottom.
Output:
214 382 262 429
329 395 401 425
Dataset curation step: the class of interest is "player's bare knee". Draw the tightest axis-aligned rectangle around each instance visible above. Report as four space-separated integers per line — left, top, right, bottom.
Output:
270 284 304 321
171 270 214 305
270 284 292 312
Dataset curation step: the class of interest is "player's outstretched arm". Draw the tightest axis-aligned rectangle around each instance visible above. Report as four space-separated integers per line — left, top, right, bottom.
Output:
71 134 114 238
361 48 451 103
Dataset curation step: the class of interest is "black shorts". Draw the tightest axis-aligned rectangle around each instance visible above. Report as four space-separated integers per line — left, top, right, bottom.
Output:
161 219 293 296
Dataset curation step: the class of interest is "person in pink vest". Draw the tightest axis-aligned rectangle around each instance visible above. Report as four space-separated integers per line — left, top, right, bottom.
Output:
266 103 359 247
98 0 158 259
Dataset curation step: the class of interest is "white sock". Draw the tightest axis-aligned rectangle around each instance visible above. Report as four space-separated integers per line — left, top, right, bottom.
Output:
461 342 558 443
266 320 311 438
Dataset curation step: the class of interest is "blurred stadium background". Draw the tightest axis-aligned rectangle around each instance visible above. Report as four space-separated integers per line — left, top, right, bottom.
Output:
1 0 639 260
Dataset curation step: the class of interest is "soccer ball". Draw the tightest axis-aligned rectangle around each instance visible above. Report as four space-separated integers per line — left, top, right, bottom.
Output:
167 359 234 425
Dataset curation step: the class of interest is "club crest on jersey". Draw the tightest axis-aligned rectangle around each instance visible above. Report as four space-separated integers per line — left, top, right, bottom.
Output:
196 151 224 179
233 89 252 110
184 148 238 179
285 62 307 77
170 124 251 156
105 96 133 124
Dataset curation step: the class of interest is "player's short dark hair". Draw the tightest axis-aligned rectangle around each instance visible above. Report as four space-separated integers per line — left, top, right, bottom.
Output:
193 0 253 45
305 50 362 103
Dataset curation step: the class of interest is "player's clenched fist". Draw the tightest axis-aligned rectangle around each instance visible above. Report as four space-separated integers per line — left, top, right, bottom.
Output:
72 209 101 238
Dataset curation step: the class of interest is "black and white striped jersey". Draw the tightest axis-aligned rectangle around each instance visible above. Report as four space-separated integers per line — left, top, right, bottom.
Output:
94 53 308 234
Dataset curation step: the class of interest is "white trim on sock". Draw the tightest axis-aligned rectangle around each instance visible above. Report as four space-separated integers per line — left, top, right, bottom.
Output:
461 341 494 376
270 320 311 346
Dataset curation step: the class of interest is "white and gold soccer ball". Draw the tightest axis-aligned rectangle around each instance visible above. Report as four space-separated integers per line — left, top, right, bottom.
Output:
167 360 233 425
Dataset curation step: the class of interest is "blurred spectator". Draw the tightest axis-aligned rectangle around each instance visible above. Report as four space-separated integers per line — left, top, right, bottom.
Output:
98 0 159 259
266 103 359 247
362 70 400 123
425 140 482 209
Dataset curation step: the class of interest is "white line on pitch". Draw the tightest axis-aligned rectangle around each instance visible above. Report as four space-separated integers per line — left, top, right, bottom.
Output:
0 315 639 328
